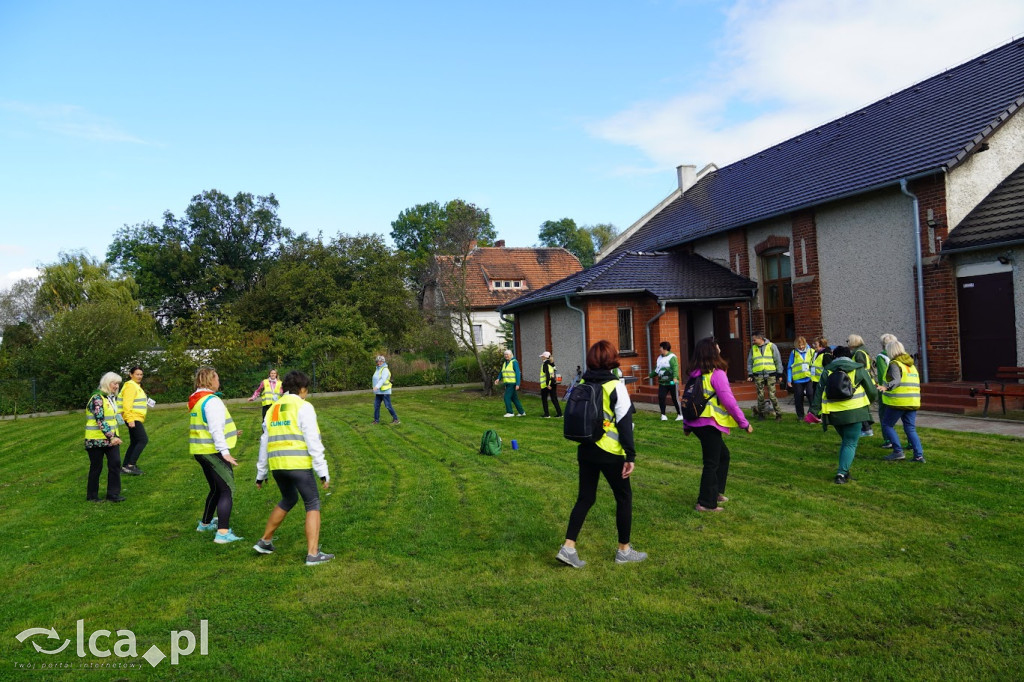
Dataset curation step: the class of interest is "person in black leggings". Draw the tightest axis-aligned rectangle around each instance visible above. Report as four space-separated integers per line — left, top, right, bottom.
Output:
557 340 647 568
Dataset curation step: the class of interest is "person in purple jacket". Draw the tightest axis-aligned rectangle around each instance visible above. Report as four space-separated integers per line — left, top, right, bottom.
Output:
683 337 753 512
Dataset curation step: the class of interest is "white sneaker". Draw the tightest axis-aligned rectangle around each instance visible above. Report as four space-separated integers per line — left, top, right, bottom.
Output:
516 412 526 417
660 414 668 421
503 413 514 417
675 414 684 421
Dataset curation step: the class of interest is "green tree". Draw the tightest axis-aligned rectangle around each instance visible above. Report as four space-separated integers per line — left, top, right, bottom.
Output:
538 218 596 267
390 199 496 304
37 251 140 314
0 277 45 333
108 190 292 322
586 222 619 256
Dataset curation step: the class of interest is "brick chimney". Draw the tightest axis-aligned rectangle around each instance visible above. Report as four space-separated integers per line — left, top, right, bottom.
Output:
494 239 506 248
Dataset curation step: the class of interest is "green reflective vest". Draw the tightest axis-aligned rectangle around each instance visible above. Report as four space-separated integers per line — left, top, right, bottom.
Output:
882 360 921 409
84 392 119 441
820 370 870 414
791 348 813 382
500 359 517 384
265 393 314 470
189 394 238 455
261 379 282 407
752 343 777 374
698 373 738 428
116 380 148 420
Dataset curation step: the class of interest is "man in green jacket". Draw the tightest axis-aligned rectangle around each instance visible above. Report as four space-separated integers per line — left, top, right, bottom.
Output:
810 346 879 485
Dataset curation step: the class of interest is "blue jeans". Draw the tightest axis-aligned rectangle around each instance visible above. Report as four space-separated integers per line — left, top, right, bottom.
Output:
374 394 398 422
880 408 923 457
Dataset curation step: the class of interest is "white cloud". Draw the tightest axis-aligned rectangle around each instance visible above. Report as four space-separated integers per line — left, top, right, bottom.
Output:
0 101 151 145
589 0 1024 171
1 267 39 288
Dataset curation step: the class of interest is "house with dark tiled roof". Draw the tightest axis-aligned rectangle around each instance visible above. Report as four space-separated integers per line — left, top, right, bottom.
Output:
502 37 1024 409
425 240 582 347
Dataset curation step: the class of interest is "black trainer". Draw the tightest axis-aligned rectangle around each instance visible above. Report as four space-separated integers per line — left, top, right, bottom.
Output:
834 473 849 485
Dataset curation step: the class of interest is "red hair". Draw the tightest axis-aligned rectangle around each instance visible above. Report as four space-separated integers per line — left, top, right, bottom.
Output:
586 340 620 370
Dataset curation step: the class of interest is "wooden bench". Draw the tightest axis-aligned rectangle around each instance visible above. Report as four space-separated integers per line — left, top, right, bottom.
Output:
970 367 1024 417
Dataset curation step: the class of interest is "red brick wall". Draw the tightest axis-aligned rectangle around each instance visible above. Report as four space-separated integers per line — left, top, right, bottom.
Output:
909 176 960 381
583 296 664 377
791 210 824 341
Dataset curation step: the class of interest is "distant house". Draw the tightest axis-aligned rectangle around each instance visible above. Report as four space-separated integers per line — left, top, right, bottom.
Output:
502 37 1024 408
425 240 582 348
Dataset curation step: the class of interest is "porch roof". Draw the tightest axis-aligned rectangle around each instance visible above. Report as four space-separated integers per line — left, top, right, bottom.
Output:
943 160 1024 253
498 251 756 312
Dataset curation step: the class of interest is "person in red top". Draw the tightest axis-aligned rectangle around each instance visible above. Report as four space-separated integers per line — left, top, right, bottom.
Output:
683 337 753 512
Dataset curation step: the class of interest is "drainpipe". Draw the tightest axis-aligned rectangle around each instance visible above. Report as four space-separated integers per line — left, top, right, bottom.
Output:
645 301 667 381
899 179 930 383
564 295 588 371
499 312 516 356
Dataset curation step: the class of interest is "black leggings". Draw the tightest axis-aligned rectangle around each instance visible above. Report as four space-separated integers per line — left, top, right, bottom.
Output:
541 387 561 417
195 455 233 530
693 426 730 508
791 381 814 419
566 454 632 545
659 384 681 415
86 445 121 500
273 469 321 512
122 422 149 467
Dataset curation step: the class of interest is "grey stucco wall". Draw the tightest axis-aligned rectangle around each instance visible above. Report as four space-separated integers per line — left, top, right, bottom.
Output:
551 304 585 378
947 109 1024 230
953 247 1024 366
518 310 546 382
693 233 731 269
816 189 919 355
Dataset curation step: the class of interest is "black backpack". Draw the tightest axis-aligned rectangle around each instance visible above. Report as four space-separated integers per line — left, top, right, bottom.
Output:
563 380 608 444
680 374 715 421
825 369 855 401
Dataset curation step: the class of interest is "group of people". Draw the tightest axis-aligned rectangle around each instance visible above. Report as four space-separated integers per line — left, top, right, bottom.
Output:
554 330 927 567
82 356 406 565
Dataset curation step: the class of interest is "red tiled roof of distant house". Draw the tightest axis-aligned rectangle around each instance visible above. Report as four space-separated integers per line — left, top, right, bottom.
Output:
435 247 583 309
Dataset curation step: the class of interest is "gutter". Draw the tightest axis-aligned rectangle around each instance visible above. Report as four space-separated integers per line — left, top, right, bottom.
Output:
941 238 1024 255
899 179 930 383
645 301 667 379
565 295 588 372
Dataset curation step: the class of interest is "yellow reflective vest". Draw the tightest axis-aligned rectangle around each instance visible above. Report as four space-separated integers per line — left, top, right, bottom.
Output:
540 363 556 389
84 392 119 441
260 379 282 407
117 380 148 421
500 359 518 384
752 343 777 374
587 379 624 457
189 394 238 455
697 373 738 428
265 393 314 470
820 370 870 414
811 352 826 383
791 348 813 382
882 360 921 409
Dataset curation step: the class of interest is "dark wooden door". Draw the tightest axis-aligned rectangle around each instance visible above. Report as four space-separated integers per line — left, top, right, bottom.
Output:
714 306 746 381
958 272 1016 381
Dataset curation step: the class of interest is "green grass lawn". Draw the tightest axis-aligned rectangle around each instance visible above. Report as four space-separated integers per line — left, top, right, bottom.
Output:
2 388 1022 680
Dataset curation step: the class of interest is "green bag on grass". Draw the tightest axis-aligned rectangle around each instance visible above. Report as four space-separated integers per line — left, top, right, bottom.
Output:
480 429 502 456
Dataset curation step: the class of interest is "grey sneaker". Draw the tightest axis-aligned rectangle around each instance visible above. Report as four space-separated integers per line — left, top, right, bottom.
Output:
912 454 926 463
615 547 648 564
556 545 585 568
884 452 906 461
305 551 335 566
253 538 275 554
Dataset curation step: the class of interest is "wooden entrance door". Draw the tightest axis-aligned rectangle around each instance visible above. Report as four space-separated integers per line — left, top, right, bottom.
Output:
714 306 746 381
957 272 1016 381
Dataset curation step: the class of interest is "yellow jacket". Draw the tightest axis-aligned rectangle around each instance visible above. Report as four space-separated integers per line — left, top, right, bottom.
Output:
119 380 147 423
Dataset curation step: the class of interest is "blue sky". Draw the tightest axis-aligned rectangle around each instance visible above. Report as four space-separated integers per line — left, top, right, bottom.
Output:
2 1 1023 288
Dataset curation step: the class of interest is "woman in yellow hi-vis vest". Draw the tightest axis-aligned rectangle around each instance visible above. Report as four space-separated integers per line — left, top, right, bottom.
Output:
494 349 525 417
879 339 925 463
683 337 753 512
84 372 124 502
810 346 879 484
189 367 243 543
117 366 153 475
254 370 334 565
556 340 647 568
248 369 281 421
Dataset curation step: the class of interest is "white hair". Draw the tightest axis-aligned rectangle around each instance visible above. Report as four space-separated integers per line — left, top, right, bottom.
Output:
376 355 386 363
879 333 897 347
885 339 906 358
98 371 122 394
846 334 864 348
